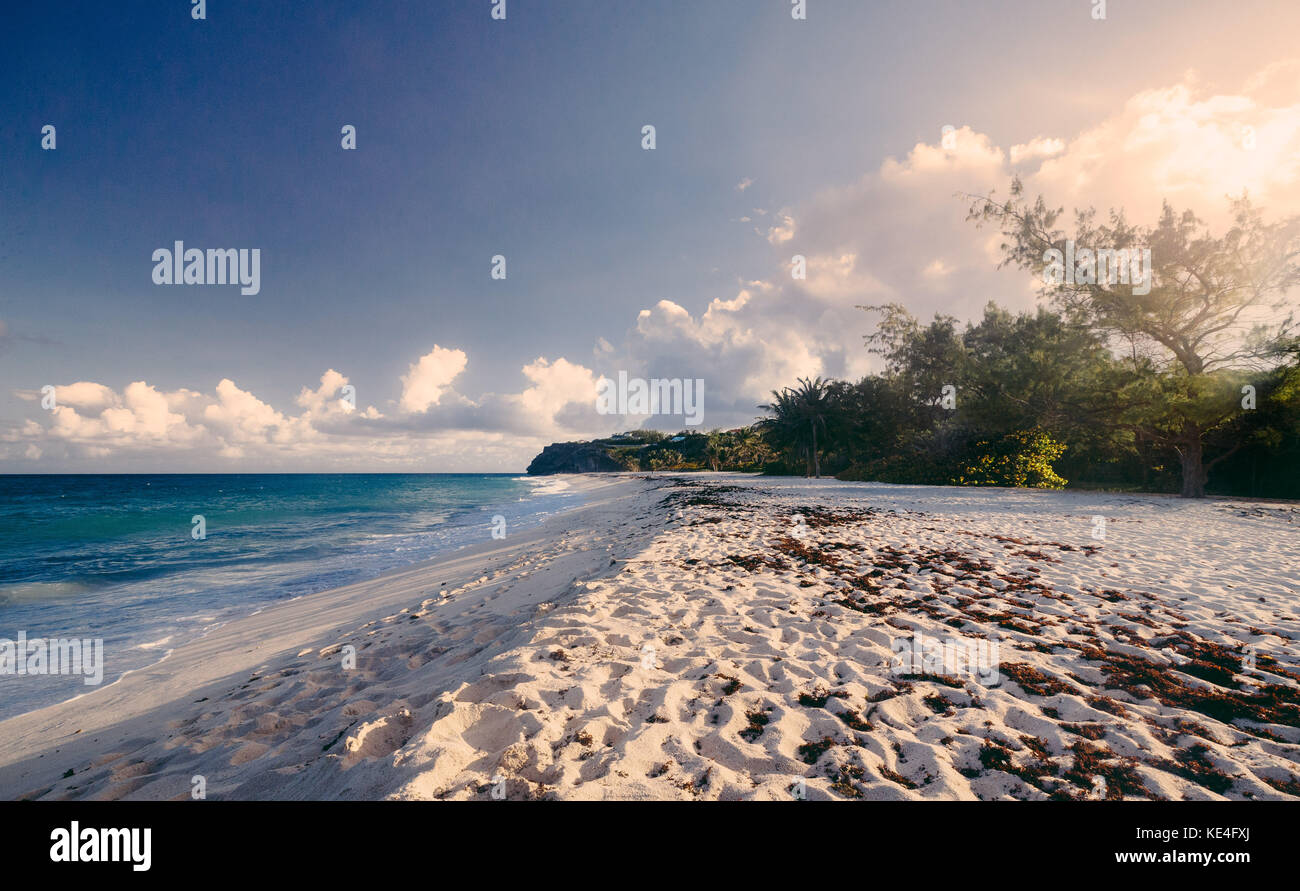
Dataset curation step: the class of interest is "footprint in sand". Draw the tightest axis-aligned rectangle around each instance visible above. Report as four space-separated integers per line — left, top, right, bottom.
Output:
341 708 415 766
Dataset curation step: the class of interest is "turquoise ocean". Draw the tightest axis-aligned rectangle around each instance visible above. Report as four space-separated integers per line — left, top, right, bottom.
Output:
0 473 579 719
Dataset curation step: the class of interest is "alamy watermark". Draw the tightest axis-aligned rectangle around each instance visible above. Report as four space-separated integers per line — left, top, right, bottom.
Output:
152 241 261 296
596 371 704 426
50 822 151 872
892 631 1000 685
1 632 104 685
1043 241 1152 296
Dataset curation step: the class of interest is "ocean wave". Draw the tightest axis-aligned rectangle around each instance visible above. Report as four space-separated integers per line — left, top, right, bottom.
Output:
135 636 174 650
517 476 572 495
0 581 94 607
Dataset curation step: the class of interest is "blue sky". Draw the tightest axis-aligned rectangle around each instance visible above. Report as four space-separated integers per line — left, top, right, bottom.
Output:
3 0 1299 470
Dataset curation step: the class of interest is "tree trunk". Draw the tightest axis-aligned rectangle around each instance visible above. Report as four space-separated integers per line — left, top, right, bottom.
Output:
810 421 820 478
1177 431 1207 498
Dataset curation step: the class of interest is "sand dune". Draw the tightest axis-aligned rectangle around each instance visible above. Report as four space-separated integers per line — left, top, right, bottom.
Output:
2 475 1297 801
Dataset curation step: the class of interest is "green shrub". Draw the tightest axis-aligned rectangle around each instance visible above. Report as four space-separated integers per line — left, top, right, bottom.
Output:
952 429 1067 489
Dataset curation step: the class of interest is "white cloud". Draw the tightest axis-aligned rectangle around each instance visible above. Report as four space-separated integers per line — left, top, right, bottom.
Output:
297 369 353 415
1010 136 1065 165
510 356 599 421
5 345 614 470
765 213 796 244
1025 71 1300 227
399 346 468 413
48 381 118 413
203 380 287 442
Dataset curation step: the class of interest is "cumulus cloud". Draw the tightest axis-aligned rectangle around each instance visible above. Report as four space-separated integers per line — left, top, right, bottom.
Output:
1010 137 1065 165
594 285 860 432
204 380 288 442
297 369 352 415
399 346 468 413
510 357 600 422
6 347 611 470
26 379 205 453
1025 72 1300 227
47 381 119 413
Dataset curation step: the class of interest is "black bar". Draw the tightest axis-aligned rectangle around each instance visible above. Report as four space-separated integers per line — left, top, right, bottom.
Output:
6 801 1285 878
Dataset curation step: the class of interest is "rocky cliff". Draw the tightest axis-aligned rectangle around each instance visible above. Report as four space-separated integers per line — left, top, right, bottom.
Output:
525 441 628 475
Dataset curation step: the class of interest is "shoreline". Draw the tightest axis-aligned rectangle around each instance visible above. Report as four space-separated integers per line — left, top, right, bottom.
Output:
1 474 1297 800
0 474 654 800
0 472 588 722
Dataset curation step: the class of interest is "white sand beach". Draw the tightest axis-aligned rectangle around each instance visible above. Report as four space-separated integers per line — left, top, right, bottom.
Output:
1 474 1297 801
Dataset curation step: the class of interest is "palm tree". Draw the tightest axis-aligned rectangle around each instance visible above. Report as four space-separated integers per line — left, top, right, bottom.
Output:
704 431 728 471
733 428 769 470
760 376 833 477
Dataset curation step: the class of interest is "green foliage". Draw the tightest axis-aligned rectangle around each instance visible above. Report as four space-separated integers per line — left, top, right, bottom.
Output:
607 447 647 470
590 428 777 473
966 184 1299 496
758 377 835 476
646 450 684 472
951 429 1068 489
806 297 1297 496
700 428 775 471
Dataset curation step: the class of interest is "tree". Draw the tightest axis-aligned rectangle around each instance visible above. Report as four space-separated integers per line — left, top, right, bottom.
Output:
729 427 777 471
861 303 965 426
759 377 834 477
647 450 682 474
849 303 1095 485
968 183 1300 496
704 431 728 471
959 303 1114 433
